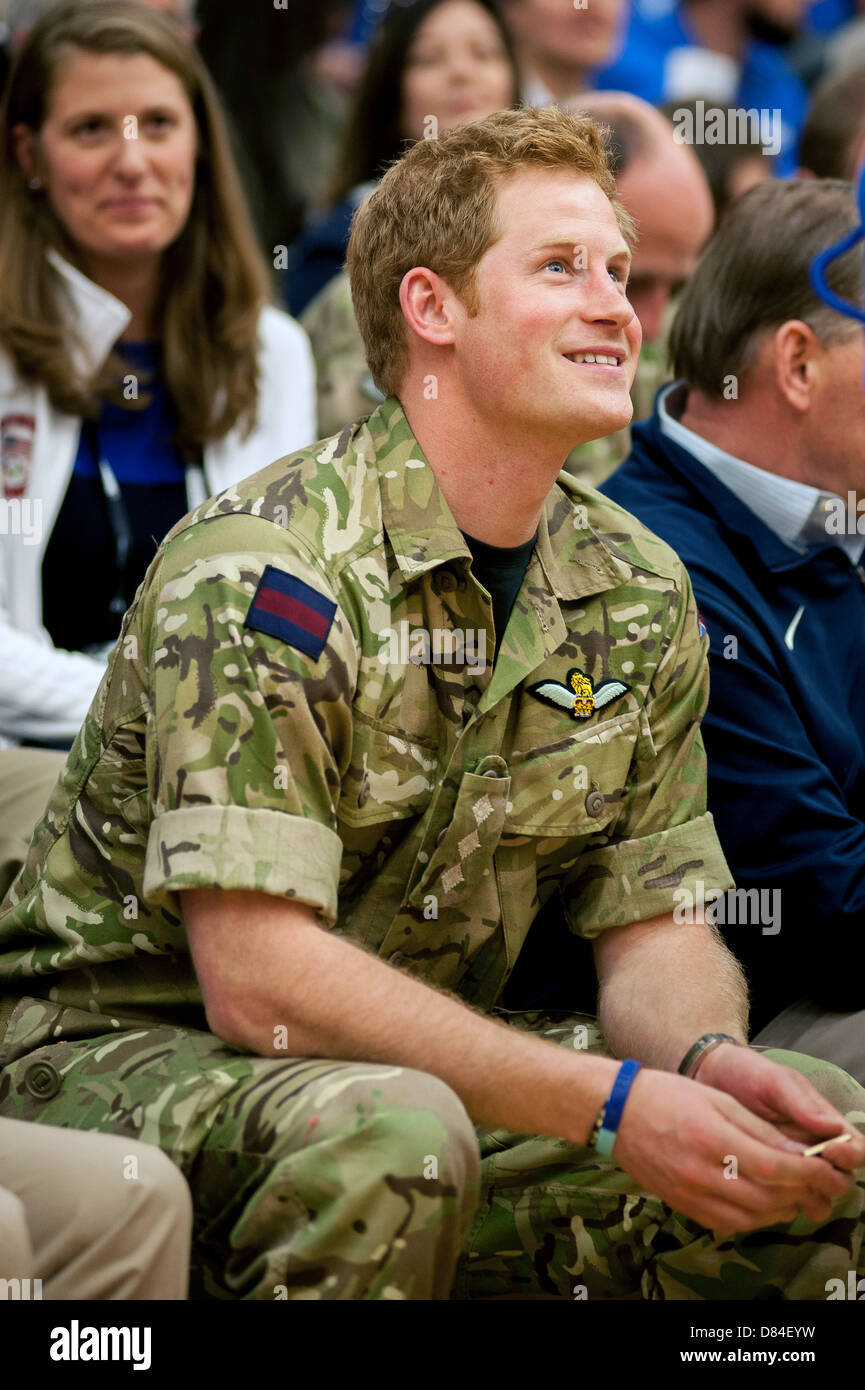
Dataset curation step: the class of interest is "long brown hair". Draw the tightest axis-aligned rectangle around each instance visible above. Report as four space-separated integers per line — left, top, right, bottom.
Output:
0 0 272 450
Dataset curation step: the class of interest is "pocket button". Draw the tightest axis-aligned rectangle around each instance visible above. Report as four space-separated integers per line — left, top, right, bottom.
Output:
23 1060 62 1100
585 790 606 818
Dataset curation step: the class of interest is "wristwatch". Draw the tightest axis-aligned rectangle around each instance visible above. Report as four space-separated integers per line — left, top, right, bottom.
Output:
678 1032 741 1080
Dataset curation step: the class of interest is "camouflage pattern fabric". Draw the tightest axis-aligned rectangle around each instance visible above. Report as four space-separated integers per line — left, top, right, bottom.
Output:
301 268 669 487
0 994 481 1300
300 271 385 439
459 1012 865 1300
7 393 851 1301
0 999 862 1299
0 392 733 1023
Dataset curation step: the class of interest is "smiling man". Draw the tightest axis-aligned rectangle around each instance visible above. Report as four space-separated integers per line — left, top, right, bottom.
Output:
2 107 865 1302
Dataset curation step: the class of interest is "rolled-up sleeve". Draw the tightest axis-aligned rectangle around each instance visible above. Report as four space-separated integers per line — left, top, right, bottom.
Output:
140 515 357 924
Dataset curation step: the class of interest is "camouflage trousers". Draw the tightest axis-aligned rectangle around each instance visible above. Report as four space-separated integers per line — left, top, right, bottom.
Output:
0 996 863 1301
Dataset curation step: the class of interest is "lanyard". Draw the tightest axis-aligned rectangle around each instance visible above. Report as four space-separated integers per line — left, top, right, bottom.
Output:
80 418 207 618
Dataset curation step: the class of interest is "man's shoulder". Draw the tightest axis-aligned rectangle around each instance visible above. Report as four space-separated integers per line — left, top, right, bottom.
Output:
156 414 391 581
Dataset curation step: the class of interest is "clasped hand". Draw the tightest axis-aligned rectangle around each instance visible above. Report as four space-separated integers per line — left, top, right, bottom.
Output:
612 1045 865 1235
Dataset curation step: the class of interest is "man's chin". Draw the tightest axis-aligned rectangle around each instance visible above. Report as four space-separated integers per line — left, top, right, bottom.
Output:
564 400 634 447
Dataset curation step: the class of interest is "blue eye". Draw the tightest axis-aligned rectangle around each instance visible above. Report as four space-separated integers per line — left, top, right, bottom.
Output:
546 259 567 273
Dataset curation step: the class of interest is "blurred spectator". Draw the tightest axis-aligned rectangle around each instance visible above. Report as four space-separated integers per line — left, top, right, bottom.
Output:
290 0 520 318
798 62 865 177
500 0 627 104
808 0 859 27
597 1 813 175
198 0 355 260
0 0 315 749
5 0 198 50
660 95 772 216
564 92 714 486
604 179 865 1074
824 6 865 69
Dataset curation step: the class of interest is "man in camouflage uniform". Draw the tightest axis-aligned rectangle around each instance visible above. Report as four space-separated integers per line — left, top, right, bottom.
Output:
1 107 864 1301
302 95 710 492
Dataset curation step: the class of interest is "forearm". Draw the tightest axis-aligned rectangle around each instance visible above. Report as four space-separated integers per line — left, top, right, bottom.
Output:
596 913 749 1072
190 891 619 1147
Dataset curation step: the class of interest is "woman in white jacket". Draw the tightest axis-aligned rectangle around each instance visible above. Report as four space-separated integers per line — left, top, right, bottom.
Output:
0 0 316 750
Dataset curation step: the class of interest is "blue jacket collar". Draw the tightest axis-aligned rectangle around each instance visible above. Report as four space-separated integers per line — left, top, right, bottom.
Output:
631 396 842 576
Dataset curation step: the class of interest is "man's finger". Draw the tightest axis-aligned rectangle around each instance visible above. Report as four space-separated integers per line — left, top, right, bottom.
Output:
803 1133 853 1158
756 1066 851 1138
716 1125 853 1201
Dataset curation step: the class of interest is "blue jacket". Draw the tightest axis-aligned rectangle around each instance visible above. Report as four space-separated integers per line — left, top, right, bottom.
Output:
602 405 865 1027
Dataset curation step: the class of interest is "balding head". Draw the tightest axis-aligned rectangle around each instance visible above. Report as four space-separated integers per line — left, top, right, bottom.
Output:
573 93 715 341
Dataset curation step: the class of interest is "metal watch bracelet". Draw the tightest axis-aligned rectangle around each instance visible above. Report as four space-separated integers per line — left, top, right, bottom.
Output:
678 1032 741 1080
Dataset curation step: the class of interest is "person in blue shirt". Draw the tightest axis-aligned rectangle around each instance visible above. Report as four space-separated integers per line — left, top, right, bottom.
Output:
602 176 865 1081
596 0 811 176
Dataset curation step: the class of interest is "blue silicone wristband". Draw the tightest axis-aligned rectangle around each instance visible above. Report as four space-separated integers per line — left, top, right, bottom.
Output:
594 1059 643 1157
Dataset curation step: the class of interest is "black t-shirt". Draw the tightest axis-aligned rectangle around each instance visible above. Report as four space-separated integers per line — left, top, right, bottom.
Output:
462 528 537 650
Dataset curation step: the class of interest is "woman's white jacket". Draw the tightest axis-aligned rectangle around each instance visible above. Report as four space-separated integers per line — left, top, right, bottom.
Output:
0 250 317 746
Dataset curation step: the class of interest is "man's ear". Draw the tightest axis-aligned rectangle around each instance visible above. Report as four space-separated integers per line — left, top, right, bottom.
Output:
399 267 458 349
12 123 39 182
774 319 819 412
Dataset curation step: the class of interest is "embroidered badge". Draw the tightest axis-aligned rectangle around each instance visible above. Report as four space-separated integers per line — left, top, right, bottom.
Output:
1 413 35 498
697 611 708 640
244 564 337 660
528 667 630 720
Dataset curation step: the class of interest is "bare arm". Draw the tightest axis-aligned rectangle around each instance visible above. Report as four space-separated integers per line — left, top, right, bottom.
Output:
184 887 618 1146
183 889 862 1233
594 911 748 1072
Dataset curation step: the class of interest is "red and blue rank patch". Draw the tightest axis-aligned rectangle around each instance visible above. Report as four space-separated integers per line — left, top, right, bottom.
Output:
244 564 336 660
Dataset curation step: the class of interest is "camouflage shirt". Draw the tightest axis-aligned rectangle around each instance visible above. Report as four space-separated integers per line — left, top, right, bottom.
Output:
0 396 732 1030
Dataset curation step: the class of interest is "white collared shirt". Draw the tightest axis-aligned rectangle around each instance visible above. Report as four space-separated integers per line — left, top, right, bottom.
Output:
658 382 865 564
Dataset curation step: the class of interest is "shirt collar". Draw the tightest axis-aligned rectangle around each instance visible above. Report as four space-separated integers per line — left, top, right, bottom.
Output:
46 247 132 379
658 381 865 564
366 395 632 602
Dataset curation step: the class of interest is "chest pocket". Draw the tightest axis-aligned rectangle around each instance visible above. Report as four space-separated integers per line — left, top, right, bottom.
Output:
337 718 439 828
504 709 640 839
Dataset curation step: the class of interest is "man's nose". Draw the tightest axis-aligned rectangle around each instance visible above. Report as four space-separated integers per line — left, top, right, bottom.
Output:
585 270 636 329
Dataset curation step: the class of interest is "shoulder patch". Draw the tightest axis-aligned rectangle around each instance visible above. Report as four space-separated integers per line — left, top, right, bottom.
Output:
245 564 336 660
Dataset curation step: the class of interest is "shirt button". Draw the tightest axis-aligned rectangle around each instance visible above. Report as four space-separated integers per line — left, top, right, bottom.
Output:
585 790 606 817
436 826 448 844
23 1060 62 1100
483 769 500 779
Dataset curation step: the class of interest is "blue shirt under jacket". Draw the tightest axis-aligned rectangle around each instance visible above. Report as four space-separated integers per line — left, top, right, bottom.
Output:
602 401 865 1028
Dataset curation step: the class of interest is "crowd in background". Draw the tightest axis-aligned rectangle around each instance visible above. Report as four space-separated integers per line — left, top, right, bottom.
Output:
1 0 865 1304
0 0 863 752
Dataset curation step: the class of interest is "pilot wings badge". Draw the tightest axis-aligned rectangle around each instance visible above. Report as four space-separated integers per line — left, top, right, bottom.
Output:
527 667 630 720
